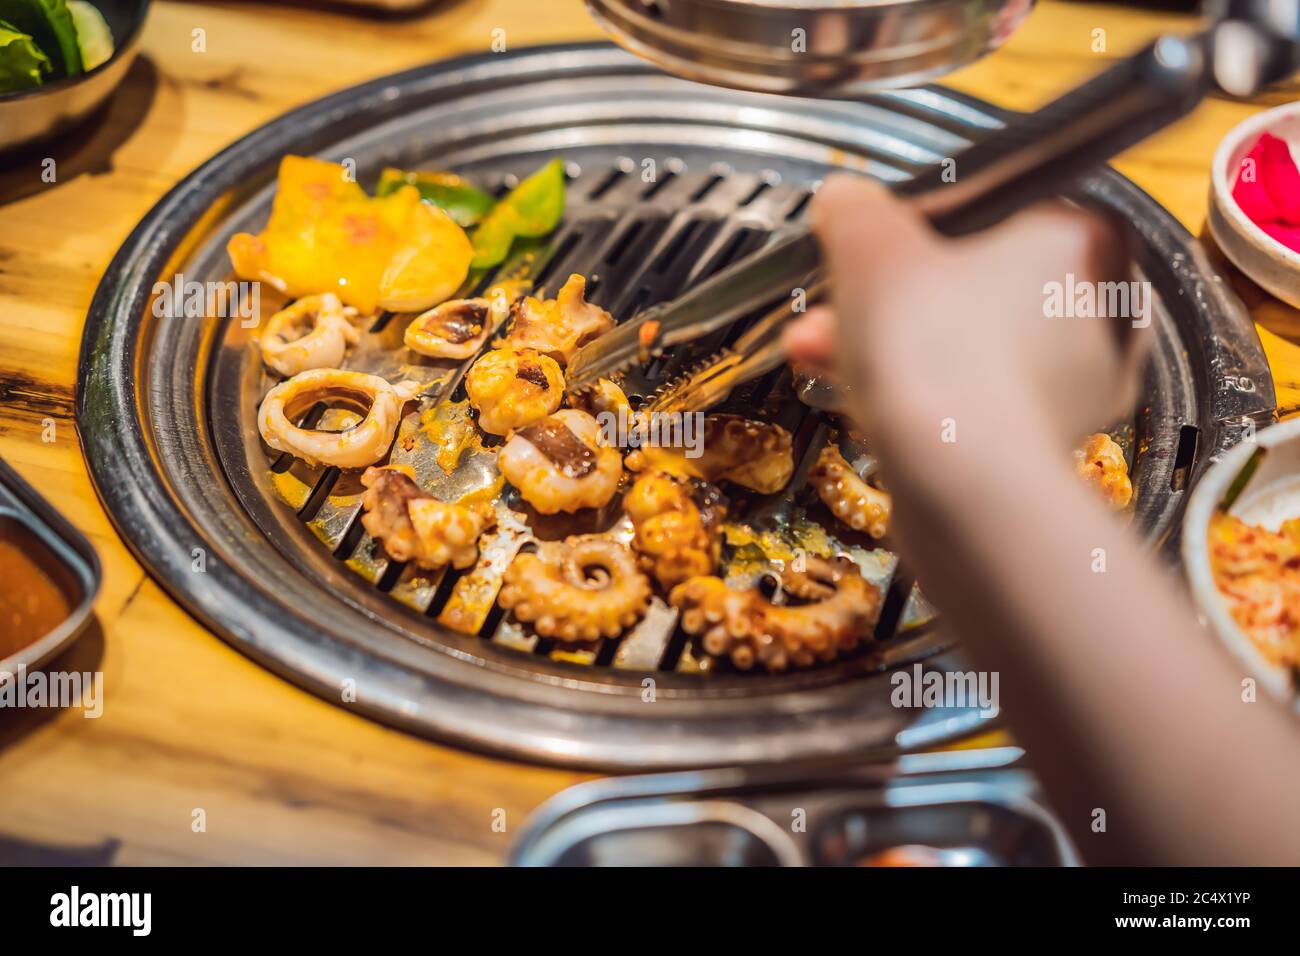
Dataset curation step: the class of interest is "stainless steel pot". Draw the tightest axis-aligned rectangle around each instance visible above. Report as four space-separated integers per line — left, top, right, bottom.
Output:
585 0 1035 94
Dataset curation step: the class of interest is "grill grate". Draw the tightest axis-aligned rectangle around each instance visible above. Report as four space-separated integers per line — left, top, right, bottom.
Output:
257 157 931 677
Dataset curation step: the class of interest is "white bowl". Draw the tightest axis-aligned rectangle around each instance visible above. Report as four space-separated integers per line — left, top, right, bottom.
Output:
1182 418 1300 706
1208 102 1300 309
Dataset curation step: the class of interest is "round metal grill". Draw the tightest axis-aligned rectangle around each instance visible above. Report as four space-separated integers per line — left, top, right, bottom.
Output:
78 43 1274 769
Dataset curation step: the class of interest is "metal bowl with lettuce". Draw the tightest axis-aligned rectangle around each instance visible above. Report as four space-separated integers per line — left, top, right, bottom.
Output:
0 0 149 156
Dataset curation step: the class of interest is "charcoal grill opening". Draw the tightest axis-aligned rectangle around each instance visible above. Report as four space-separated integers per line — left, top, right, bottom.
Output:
78 43 1275 770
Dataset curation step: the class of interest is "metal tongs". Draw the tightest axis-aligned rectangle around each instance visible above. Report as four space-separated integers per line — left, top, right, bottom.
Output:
566 2 1300 412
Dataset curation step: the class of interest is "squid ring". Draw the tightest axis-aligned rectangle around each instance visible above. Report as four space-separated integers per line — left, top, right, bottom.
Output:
809 445 891 538
257 368 421 469
259 294 362 377
670 555 880 671
498 536 651 642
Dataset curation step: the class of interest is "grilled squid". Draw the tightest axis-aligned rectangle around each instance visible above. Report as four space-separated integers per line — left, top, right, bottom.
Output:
360 466 495 569
404 297 501 360
625 414 794 494
258 293 363 377
809 445 891 538
257 368 420 469
496 274 615 365
498 409 623 514
1074 432 1132 509
498 535 651 642
568 377 631 418
624 470 727 589
465 347 564 436
670 556 880 672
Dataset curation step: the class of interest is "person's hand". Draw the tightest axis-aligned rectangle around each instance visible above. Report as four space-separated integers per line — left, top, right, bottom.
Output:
784 175 1148 474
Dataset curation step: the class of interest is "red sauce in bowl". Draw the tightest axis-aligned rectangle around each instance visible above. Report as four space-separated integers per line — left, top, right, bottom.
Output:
0 524 76 660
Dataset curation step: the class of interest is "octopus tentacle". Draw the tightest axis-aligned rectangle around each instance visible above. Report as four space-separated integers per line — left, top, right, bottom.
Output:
625 414 793 494
809 445 891 538
360 466 495 569
1074 432 1132 509
496 274 615 365
669 555 880 672
259 294 362 377
624 470 727 590
498 535 651 642
257 368 421 468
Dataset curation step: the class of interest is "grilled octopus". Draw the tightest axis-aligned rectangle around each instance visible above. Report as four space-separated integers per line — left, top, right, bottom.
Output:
623 470 727 590
808 444 892 539
498 409 623 514
1074 432 1132 509
360 466 495 570
625 414 794 494
568 377 631 419
498 535 651 642
464 347 565 436
670 555 880 671
495 273 615 365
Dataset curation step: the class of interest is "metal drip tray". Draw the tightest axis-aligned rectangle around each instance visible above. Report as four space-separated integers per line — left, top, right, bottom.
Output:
78 43 1274 769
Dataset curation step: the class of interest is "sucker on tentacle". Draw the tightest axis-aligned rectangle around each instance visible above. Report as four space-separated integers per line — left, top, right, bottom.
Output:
809 444 892 538
669 555 881 672
498 535 651 642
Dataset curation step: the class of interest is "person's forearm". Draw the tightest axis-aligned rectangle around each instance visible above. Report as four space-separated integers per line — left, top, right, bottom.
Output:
876 413 1300 865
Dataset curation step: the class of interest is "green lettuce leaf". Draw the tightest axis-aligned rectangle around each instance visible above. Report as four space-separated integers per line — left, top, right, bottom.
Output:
0 18 50 91
68 0 111 71
0 0 83 77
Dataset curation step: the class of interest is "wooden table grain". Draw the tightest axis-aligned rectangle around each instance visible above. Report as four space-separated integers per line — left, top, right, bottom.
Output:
1 0 1297 865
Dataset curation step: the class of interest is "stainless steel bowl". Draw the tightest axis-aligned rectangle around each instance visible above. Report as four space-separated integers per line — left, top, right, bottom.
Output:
510 746 1080 866
0 456 102 677
585 0 1035 95
0 0 150 157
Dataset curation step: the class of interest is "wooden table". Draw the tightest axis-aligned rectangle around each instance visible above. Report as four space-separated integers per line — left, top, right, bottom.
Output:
2 0 1298 865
